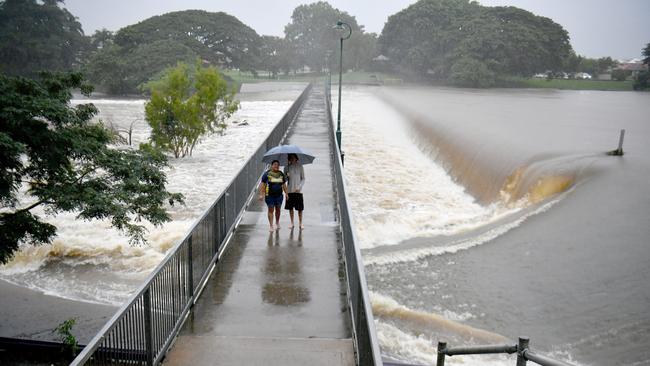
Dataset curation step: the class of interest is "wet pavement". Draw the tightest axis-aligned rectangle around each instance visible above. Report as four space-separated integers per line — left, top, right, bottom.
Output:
163 85 354 365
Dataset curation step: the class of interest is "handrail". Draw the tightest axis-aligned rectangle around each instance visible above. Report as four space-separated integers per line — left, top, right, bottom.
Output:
70 82 313 366
325 80 383 365
437 337 576 366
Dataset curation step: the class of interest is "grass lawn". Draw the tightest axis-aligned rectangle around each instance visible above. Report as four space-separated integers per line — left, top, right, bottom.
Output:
221 69 402 86
222 70 637 92
512 78 635 91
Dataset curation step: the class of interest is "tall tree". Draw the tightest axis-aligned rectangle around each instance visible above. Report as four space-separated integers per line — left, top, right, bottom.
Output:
0 72 183 264
85 10 261 94
0 0 88 76
144 62 239 158
633 42 650 90
284 2 360 73
379 0 574 86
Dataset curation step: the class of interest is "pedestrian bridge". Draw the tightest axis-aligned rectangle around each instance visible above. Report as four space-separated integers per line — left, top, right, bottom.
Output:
70 82 382 366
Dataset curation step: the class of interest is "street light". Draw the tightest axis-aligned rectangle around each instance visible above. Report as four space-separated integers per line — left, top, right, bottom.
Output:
334 20 351 151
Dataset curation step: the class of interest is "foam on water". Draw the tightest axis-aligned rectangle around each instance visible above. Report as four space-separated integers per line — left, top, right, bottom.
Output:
0 97 294 304
343 89 523 249
373 292 586 366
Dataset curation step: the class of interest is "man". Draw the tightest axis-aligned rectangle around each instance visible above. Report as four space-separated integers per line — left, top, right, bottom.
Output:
284 153 305 230
259 160 287 231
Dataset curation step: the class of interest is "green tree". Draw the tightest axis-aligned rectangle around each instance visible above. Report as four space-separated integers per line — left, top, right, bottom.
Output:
260 36 284 78
145 62 239 158
449 57 496 87
633 42 650 90
611 69 629 81
0 72 184 265
344 32 378 71
0 0 89 76
379 0 574 85
85 10 261 94
284 2 361 73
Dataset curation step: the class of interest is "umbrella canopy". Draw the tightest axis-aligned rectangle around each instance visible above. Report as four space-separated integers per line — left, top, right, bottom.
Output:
262 144 315 165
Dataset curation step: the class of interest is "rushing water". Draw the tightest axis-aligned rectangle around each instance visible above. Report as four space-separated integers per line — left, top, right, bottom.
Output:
0 82 306 305
339 86 650 366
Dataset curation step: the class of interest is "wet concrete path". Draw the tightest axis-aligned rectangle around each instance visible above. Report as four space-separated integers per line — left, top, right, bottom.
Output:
164 85 354 365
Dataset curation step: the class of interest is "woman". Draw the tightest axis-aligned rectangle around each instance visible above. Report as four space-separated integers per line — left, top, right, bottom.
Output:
284 153 305 230
259 160 287 231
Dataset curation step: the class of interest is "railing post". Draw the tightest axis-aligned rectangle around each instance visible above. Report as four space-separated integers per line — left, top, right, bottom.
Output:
437 341 447 366
143 288 154 366
188 236 194 299
517 337 529 366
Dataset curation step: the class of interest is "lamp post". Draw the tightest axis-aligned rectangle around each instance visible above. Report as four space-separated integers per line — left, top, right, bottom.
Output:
334 20 351 150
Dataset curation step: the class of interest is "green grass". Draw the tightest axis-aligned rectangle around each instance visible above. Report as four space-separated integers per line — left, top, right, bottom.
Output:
220 69 402 86
509 78 635 91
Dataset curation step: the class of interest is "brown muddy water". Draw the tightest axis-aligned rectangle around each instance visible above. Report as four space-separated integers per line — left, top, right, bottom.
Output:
339 85 650 365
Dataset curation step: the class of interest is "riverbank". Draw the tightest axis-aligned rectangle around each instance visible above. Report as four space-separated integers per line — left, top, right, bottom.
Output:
0 279 117 344
223 70 640 92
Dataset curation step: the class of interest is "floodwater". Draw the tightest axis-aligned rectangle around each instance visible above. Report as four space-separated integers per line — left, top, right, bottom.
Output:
339 85 650 365
0 82 306 305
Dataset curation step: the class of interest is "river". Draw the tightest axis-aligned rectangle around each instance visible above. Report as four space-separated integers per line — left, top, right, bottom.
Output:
0 82 306 306
339 85 650 366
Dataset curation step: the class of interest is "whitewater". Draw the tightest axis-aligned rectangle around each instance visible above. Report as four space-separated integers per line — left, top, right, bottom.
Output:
0 83 305 306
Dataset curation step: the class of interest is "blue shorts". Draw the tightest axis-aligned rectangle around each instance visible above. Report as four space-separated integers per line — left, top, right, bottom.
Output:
265 195 283 208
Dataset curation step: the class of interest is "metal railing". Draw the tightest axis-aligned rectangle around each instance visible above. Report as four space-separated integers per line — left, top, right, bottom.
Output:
437 337 576 366
325 81 383 365
70 82 313 366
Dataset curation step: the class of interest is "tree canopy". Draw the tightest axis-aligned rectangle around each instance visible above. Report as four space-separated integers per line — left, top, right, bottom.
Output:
633 42 650 90
283 1 377 73
0 0 88 76
0 72 183 264
85 10 261 94
379 0 574 86
144 62 239 158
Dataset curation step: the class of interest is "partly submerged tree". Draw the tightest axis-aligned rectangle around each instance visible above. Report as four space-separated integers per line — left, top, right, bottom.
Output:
144 62 239 158
0 0 89 76
0 72 184 265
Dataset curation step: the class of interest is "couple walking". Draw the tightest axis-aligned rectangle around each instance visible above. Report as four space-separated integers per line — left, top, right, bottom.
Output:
259 153 305 232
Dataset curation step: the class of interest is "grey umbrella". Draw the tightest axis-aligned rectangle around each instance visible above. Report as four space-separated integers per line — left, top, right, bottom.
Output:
262 144 315 165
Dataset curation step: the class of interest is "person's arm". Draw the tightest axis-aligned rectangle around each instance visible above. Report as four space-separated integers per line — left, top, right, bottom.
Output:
299 165 305 192
283 173 289 197
259 172 267 200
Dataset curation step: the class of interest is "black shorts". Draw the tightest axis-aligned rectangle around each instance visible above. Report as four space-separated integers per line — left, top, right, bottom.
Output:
285 193 304 211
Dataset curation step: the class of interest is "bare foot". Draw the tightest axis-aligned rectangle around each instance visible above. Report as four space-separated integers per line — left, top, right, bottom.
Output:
300 224 304 230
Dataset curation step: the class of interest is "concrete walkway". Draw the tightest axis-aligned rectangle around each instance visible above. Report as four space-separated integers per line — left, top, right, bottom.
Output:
163 85 354 365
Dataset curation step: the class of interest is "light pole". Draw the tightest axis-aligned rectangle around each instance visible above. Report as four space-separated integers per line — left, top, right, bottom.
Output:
334 20 351 150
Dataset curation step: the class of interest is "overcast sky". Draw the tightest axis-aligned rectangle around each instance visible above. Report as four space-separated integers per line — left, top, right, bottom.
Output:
64 0 649 60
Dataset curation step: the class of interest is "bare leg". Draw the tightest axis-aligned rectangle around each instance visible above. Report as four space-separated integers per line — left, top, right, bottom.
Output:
267 207 274 231
274 206 281 229
298 210 304 229
289 209 295 228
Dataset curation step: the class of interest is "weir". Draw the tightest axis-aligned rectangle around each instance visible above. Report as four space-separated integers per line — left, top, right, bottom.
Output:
69 82 381 366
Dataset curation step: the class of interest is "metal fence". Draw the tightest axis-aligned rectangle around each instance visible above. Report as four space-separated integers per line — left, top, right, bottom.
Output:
325 81 383 366
437 338 576 366
70 82 313 366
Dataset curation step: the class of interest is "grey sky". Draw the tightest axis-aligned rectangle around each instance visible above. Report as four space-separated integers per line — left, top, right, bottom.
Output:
64 0 648 60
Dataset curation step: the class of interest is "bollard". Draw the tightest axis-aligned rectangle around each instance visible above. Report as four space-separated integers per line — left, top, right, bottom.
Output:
437 341 447 366
608 129 625 156
516 337 529 366
616 129 625 155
